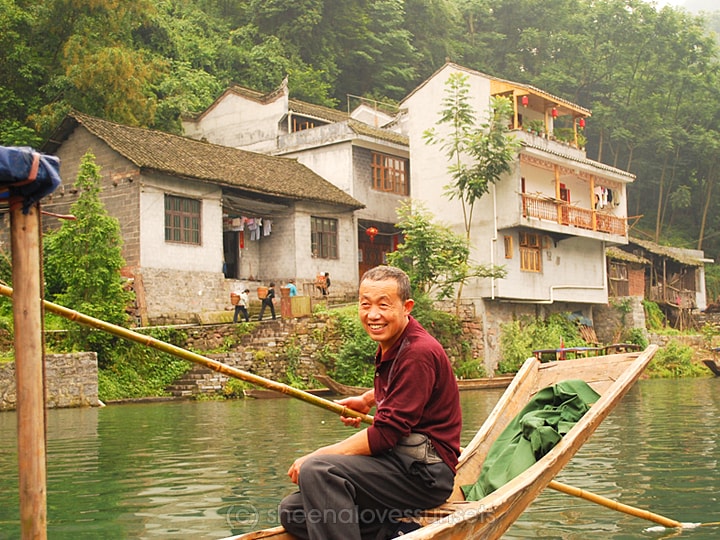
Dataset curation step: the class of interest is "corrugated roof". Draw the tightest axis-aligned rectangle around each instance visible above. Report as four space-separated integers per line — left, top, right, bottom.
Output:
289 99 349 124
46 112 364 210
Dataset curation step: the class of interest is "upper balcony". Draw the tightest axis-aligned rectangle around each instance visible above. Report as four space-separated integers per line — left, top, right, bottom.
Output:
494 147 634 244
489 77 633 243
521 191 627 237
490 78 590 153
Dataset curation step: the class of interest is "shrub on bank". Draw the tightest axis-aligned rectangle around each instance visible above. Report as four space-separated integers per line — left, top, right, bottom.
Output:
498 314 587 373
97 328 191 400
646 340 707 378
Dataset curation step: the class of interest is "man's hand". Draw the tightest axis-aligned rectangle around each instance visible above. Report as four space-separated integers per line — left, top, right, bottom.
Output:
336 390 375 427
287 454 311 484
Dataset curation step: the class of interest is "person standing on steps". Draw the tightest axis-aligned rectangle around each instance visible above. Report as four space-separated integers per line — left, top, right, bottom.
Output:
233 288 250 323
318 272 330 296
258 282 276 321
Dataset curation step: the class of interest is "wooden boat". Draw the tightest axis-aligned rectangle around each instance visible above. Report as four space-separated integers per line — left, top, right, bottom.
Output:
243 387 333 399
315 374 514 396
455 375 514 391
223 345 657 540
314 374 370 396
702 358 720 376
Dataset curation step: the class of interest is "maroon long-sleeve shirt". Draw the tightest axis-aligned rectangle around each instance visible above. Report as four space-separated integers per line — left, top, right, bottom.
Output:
366 316 462 471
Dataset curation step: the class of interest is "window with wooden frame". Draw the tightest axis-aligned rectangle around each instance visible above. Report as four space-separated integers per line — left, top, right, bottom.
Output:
165 195 201 245
504 235 513 258
519 231 542 272
311 216 338 259
608 261 629 296
371 152 409 195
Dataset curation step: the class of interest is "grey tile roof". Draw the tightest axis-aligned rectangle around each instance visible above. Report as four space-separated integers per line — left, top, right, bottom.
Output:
347 119 408 146
47 112 364 210
289 99 349 123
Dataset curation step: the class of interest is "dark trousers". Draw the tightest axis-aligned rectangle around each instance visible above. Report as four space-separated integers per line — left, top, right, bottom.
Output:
279 452 454 540
233 305 249 323
258 299 275 320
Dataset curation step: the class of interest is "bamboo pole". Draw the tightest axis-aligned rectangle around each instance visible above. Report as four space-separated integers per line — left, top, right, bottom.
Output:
549 480 682 528
0 284 373 425
10 203 47 540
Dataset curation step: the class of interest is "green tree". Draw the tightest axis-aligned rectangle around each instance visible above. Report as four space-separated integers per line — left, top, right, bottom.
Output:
44 152 133 365
386 200 505 300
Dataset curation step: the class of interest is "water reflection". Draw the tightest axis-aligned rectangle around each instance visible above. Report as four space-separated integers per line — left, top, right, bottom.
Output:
0 380 718 539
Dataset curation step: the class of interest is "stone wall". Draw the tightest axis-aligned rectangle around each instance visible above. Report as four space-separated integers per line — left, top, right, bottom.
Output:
593 297 647 344
135 315 346 398
0 352 99 412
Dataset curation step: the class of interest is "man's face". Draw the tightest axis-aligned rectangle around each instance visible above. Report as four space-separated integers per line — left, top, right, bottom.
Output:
358 277 414 353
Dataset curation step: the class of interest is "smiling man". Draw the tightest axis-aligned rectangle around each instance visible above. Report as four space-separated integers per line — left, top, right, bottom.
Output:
279 265 462 540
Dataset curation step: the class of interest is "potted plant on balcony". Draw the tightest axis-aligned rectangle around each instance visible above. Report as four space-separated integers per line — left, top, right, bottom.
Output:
527 119 545 136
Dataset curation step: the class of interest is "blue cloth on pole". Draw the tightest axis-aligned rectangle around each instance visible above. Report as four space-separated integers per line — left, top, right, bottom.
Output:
0 146 62 212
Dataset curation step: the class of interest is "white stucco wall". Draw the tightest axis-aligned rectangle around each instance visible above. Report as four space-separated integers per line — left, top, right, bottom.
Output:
402 65 491 225
293 202 359 291
284 142 355 194
490 234 608 303
139 175 224 273
182 91 287 152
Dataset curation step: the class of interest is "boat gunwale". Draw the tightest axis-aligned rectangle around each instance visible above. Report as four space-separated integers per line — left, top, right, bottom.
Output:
401 345 657 539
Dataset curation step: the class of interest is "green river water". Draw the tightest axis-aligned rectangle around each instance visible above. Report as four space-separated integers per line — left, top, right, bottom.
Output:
0 378 718 539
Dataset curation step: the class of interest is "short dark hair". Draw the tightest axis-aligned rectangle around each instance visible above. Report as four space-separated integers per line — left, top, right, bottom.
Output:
360 265 411 302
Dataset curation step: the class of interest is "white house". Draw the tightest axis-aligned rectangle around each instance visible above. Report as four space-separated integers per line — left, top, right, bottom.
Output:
182 81 410 280
41 112 363 324
399 63 636 366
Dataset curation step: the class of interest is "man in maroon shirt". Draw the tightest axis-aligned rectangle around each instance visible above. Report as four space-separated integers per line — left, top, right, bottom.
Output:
279 265 462 539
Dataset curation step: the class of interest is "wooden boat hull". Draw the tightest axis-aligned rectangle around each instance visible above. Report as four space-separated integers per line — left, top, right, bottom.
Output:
242 388 333 399
223 346 657 540
702 358 720 376
315 374 513 396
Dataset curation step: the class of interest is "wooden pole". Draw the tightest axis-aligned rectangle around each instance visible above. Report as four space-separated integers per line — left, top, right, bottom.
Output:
0 284 373 425
10 202 47 539
549 480 682 528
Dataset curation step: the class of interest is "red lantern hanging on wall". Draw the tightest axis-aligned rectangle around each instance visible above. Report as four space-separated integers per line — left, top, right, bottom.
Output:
365 226 378 243
579 117 586 128
521 95 529 107
551 107 558 118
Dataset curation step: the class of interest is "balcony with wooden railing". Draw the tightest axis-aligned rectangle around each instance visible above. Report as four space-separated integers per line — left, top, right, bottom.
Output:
521 193 626 236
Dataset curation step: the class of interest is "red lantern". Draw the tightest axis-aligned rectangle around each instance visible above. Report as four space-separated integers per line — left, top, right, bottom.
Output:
365 226 378 243
579 118 586 128
521 95 529 106
551 107 558 118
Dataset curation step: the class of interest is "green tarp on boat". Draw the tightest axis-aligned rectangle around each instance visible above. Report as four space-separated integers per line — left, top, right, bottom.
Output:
461 380 600 501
